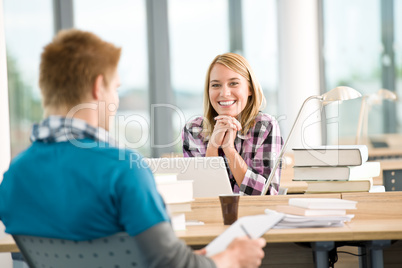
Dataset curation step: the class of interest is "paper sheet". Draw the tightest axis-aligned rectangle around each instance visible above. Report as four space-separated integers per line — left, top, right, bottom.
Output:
206 212 284 256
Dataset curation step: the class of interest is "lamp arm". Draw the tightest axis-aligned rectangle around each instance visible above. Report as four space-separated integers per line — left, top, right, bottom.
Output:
355 96 368 145
261 95 323 195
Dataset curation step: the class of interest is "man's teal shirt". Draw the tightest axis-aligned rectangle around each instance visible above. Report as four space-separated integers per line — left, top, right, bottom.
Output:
0 139 170 240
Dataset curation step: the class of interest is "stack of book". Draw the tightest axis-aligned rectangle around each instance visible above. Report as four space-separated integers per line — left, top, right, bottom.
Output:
154 173 194 231
292 145 381 193
272 198 357 228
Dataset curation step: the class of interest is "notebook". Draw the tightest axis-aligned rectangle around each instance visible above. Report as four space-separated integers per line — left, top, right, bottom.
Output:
145 157 233 198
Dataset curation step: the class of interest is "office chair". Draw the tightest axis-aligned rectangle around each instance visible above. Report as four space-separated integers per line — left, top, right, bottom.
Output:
13 233 143 268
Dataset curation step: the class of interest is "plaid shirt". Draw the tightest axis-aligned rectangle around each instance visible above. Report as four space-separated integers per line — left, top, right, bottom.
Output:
182 112 283 195
31 116 115 146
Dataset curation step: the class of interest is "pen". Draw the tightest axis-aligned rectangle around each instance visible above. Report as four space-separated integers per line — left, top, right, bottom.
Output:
240 224 252 239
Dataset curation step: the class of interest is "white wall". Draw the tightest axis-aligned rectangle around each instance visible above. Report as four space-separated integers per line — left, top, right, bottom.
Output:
0 0 13 266
277 0 322 150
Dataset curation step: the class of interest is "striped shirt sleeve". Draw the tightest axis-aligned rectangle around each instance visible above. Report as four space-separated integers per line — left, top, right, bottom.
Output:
237 115 283 195
182 117 206 157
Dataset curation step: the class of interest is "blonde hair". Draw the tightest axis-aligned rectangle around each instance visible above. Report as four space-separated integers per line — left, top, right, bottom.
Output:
202 52 266 138
39 29 121 110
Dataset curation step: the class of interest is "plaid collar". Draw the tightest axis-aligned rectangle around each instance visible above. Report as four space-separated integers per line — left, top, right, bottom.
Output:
30 116 115 145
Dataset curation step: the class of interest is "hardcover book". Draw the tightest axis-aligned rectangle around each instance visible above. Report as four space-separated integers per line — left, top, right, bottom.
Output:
293 145 368 167
288 198 357 210
293 162 380 181
274 205 347 216
155 173 194 204
304 178 372 193
166 202 192 213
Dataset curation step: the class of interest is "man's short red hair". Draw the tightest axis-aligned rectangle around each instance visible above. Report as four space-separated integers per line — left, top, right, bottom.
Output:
39 29 121 109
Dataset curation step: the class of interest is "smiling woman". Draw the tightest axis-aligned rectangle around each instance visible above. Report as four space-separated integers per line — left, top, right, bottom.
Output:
182 53 284 196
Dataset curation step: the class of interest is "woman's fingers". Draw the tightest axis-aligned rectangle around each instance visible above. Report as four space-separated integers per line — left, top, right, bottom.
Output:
215 116 242 130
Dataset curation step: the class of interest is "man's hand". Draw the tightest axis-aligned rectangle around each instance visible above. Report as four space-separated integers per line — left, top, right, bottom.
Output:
194 248 207 255
211 236 266 268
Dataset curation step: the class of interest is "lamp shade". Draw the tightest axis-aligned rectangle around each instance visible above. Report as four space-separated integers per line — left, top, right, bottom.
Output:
322 86 362 103
368 88 398 105
378 88 398 100
355 88 398 144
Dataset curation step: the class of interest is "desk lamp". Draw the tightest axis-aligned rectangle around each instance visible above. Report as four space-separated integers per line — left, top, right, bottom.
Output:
261 86 362 196
355 89 398 145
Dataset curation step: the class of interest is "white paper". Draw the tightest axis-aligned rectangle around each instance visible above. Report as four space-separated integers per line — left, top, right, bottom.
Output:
206 212 284 257
265 208 354 228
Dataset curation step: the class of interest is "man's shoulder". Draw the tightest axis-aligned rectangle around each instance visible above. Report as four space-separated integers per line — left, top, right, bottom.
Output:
11 140 142 170
76 143 148 172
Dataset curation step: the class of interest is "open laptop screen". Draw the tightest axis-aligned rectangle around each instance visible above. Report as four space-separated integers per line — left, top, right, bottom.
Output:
144 157 233 198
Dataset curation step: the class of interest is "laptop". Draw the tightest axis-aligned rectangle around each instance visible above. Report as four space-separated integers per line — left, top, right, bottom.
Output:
144 157 233 198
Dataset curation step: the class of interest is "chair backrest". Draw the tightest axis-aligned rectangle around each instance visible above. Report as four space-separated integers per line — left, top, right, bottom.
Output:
13 233 144 268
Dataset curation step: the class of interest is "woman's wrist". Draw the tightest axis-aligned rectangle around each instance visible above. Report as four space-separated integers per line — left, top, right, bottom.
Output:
222 146 236 155
206 142 219 156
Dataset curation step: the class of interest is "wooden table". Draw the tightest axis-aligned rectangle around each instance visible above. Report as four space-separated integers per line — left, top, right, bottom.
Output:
2 193 402 267
0 234 18 253
177 193 402 268
178 194 345 245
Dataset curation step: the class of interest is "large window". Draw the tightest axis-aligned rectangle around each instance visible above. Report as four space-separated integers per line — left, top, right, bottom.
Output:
323 0 382 144
243 0 278 116
4 0 53 158
4 1 281 158
396 0 402 133
75 0 150 156
168 0 229 153
168 0 280 154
